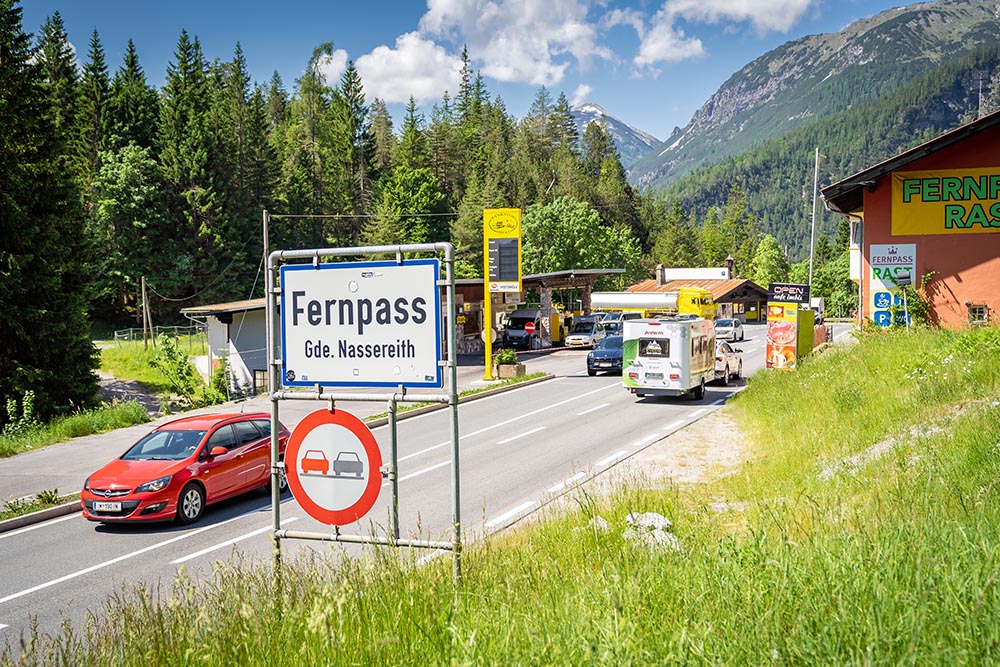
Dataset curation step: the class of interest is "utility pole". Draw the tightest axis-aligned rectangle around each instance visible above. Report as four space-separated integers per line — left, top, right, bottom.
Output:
808 148 823 289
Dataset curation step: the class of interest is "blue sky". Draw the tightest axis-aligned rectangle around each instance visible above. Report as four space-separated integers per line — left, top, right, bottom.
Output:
20 0 908 142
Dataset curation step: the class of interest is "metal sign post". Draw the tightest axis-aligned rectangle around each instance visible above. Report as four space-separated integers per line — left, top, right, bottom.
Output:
266 243 462 582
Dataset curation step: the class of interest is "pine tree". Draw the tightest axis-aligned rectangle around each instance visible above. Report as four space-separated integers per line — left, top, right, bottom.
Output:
0 0 98 424
34 11 78 143
107 39 159 151
369 97 396 173
75 28 110 198
397 96 430 170
157 30 224 302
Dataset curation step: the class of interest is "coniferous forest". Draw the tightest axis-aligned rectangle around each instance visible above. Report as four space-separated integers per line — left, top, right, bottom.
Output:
1 0 850 426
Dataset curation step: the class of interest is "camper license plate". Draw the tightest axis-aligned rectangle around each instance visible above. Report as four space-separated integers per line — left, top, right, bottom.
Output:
93 501 122 512
645 372 663 380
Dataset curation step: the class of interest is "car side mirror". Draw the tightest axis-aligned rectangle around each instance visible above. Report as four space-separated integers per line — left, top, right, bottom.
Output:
735 348 743 354
208 445 228 458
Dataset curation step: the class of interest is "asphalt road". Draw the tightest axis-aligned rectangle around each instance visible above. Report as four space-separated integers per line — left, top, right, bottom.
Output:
0 322 852 642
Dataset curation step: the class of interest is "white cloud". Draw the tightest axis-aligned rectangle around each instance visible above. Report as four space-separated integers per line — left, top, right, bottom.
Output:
419 0 614 86
571 83 592 106
634 5 704 67
356 32 463 103
630 0 815 68
315 49 349 86
665 0 815 34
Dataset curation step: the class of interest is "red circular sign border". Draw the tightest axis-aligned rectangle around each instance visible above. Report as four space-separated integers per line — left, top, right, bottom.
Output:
524 321 536 334
285 409 382 526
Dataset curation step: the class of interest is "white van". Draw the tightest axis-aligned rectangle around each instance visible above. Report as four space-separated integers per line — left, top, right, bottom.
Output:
622 318 716 399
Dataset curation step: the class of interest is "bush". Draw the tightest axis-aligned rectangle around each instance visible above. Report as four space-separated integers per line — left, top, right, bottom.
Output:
493 348 519 365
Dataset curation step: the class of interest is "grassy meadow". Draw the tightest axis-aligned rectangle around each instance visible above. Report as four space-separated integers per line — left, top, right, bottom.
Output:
4 326 1000 665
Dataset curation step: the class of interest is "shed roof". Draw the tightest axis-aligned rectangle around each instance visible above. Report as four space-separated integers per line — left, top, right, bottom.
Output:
626 278 767 302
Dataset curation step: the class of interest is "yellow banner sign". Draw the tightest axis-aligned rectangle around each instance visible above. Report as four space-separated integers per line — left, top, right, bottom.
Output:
892 169 1000 235
483 208 522 293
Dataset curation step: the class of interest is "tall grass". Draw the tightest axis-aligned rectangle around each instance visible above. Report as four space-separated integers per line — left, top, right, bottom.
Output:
6 326 1000 665
0 401 150 458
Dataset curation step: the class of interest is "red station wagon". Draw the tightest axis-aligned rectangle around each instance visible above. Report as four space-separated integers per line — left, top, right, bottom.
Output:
80 413 290 524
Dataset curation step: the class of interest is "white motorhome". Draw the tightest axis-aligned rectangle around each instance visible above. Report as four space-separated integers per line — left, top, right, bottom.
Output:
621 318 716 399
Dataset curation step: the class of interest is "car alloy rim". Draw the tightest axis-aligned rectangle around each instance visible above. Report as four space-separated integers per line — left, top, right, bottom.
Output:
183 489 202 518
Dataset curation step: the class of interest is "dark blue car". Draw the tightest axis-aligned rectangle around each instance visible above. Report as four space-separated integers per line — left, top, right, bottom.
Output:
586 335 624 376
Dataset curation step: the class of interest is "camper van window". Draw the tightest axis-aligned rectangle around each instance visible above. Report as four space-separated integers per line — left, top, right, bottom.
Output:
639 338 669 357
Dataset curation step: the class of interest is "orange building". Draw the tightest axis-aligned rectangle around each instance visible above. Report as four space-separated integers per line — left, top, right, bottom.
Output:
823 110 1000 328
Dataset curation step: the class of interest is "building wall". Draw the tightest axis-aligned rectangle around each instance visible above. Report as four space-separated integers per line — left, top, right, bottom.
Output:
205 310 268 392
862 123 1000 328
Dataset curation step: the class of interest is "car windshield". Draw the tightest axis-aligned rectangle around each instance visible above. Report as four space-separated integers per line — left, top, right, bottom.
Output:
716 319 734 327
597 336 623 350
122 429 207 461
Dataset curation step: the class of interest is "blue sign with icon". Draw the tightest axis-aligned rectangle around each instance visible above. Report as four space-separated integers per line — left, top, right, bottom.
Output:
873 311 892 326
874 291 892 309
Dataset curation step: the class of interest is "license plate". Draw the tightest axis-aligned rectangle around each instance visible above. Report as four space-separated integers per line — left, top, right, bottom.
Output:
93 501 122 512
646 372 663 380
597 362 611 367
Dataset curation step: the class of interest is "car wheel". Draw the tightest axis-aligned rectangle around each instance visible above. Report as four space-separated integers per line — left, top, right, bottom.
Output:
175 483 205 525
587 369 597 376
721 365 730 386
693 379 705 401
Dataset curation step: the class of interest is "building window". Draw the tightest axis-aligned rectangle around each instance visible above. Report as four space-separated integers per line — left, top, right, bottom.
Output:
968 304 988 325
253 370 268 394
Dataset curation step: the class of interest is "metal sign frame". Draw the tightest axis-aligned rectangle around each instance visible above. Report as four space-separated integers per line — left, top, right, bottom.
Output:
265 242 462 582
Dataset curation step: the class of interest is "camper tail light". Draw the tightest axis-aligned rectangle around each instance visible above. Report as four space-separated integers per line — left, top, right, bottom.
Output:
669 373 680 380
628 371 639 379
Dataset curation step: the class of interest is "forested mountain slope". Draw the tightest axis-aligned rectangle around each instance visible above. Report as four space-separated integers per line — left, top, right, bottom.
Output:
661 45 1000 260
629 0 1000 191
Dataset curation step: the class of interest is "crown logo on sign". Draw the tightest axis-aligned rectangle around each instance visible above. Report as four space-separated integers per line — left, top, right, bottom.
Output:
888 247 897 254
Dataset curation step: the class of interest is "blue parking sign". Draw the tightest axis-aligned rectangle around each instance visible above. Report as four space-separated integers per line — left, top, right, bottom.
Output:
874 291 892 309
874 311 892 326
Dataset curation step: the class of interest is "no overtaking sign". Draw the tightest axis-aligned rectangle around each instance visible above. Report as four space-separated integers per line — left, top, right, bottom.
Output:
281 259 442 387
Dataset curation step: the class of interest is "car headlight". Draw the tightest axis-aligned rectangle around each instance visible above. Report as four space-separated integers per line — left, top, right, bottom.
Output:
135 475 172 494
587 352 594 360
83 477 90 491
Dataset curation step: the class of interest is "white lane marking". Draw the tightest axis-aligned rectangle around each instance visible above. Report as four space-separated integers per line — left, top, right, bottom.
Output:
485 501 537 529
631 433 660 449
0 624 7 631
664 419 685 431
576 402 610 416
0 513 77 540
498 426 545 445
171 517 300 565
0 509 262 606
393 459 451 484
397 383 618 462
596 450 628 467
548 472 586 494
690 408 706 418
711 399 726 406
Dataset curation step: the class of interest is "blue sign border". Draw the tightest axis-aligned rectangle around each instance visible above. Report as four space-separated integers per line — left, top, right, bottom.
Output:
280 258 443 389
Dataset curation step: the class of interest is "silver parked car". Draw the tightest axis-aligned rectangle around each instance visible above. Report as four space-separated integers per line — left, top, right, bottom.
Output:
714 318 744 341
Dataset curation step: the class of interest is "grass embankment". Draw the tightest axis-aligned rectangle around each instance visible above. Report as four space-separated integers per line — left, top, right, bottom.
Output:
0 401 149 459
98 335 207 395
5 327 1000 665
0 337 205 458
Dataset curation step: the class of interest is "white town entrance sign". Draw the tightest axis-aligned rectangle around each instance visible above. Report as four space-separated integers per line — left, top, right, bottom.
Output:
280 259 442 388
